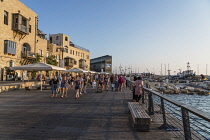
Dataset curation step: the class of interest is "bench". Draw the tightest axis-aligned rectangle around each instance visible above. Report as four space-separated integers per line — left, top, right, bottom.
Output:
128 102 151 131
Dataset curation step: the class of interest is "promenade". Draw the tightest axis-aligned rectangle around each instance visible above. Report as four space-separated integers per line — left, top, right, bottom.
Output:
0 84 178 140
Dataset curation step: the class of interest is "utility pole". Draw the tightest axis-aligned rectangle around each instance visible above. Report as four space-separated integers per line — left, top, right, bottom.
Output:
119 64 122 74
164 64 166 76
206 64 208 76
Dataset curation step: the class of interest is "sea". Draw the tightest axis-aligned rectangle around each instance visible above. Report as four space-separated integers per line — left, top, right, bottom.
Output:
165 93 210 139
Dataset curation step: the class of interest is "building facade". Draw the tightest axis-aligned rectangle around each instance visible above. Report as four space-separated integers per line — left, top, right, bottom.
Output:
49 33 90 70
0 0 90 81
0 0 48 80
90 55 112 74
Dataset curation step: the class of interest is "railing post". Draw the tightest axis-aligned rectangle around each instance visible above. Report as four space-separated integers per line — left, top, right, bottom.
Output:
181 108 191 140
161 98 167 126
148 91 154 115
142 88 145 104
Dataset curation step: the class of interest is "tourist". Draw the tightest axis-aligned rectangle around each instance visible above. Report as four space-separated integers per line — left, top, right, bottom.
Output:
111 82 115 91
56 73 62 94
61 76 68 98
79 75 83 95
114 75 119 91
134 76 143 102
83 74 88 93
118 76 124 92
75 76 81 98
133 76 137 101
92 79 97 92
49 76 59 97
110 74 114 84
104 75 110 91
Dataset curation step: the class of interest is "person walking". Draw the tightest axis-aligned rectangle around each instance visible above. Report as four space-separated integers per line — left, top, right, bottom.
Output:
61 76 68 98
56 73 62 94
75 76 81 98
118 76 124 92
132 76 137 101
134 76 143 102
114 75 119 91
50 76 59 97
104 75 110 91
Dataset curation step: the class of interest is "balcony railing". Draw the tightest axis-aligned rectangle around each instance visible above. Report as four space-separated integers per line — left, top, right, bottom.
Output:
12 23 29 34
21 51 36 58
65 62 74 67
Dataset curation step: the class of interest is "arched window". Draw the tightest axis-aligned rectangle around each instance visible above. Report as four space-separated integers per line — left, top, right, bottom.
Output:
65 36 68 41
22 43 31 51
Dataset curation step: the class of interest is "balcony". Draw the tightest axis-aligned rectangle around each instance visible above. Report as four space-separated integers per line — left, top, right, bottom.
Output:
13 23 29 34
12 14 29 35
64 57 76 67
65 62 74 67
21 51 36 58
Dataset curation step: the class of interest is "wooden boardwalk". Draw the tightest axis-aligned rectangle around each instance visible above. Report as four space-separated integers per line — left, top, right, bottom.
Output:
0 85 178 140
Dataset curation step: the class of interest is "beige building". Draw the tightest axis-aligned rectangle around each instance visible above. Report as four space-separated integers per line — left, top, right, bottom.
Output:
49 34 90 70
0 0 90 80
0 0 48 80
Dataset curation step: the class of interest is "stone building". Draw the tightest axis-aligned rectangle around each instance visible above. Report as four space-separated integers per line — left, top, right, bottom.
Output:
90 55 112 74
0 0 48 80
49 33 90 70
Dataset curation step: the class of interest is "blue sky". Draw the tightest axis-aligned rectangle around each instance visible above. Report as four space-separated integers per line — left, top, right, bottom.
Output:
20 0 210 74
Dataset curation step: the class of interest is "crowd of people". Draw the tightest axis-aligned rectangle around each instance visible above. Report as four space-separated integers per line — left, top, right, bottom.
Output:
48 73 144 102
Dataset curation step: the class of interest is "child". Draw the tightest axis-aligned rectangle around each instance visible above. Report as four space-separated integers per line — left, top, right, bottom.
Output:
111 83 115 91
92 80 97 92
97 84 102 93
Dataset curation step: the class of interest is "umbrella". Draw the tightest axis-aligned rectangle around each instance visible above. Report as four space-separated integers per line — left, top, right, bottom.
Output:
63 68 89 73
10 63 66 91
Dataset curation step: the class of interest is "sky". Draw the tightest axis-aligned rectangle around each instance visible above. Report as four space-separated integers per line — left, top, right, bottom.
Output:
19 0 210 75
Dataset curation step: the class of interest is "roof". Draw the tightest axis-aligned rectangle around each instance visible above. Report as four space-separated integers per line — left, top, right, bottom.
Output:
90 55 112 64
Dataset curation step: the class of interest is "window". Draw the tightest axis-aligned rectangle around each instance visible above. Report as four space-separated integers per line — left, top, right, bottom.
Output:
46 52 49 58
29 25 31 33
4 40 17 55
78 52 80 56
73 50 74 55
50 37 52 43
65 36 68 41
64 46 68 53
10 60 14 67
56 36 59 40
86 55 89 59
39 50 42 56
4 11 8 25
70 50 72 54
76 51 77 56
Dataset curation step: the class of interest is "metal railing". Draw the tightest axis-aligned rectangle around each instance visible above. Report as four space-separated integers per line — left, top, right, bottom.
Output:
127 80 210 140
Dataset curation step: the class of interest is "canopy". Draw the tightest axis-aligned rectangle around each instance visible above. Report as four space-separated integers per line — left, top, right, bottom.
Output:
98 72 109 75
10 62 66 71
88 71 97 74
63 68 89 73
10 63 66 91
